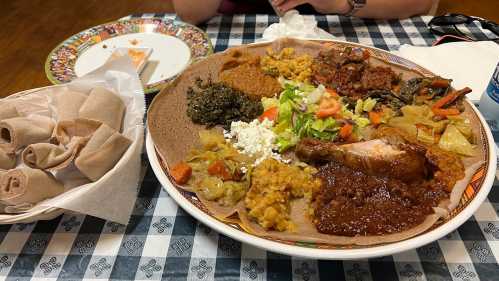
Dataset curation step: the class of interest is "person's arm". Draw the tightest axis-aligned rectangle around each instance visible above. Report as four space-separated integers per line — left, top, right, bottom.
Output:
274 0 434 19
172 0 223 25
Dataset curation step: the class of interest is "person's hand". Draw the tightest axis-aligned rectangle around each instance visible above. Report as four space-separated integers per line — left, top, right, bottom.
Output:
272 0 351 14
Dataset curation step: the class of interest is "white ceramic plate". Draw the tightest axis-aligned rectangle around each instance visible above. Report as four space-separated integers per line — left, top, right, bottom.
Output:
46 18 212 93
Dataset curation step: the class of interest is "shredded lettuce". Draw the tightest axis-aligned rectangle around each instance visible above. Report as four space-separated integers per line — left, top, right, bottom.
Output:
355 99 363 115
261 97 279 111
306 84 325 104
341 105 370 128
272 83 367 151
311 117 336 132
354 98 377 115
280 85 301 103
362 98 377 112
353 116 370 128
276 129 299 152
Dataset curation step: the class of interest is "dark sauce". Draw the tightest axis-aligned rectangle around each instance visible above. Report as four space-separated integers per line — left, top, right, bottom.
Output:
313 161 448 236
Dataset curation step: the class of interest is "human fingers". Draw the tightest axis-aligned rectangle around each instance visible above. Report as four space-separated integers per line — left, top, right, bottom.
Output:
277 0 309 12
271 0 287 6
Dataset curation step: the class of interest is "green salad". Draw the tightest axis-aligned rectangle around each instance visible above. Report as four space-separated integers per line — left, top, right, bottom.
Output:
261 79 377 152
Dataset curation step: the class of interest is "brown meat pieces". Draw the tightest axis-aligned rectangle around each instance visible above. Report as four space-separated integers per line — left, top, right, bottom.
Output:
361 66 398 91
312 47 399 99
313 161 448 236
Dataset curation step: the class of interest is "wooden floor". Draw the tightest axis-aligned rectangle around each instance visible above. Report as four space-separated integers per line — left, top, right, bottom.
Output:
1 0 497 97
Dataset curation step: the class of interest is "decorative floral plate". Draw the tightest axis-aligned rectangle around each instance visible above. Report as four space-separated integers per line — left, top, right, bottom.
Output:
45 18 213 94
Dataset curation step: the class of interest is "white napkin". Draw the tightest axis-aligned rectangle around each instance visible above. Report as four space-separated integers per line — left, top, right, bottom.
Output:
261 10 335 41
394 41 499 102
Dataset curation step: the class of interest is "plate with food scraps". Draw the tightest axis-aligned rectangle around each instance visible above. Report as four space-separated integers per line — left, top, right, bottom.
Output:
45 18 212 94
146 38 496 259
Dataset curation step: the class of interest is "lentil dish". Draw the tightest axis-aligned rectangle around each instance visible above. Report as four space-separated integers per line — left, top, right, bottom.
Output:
219 51 282 99
261 47 313 83
244 158 321 232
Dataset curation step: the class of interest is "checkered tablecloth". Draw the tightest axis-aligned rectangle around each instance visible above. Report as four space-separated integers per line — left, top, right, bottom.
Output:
0 14 498 281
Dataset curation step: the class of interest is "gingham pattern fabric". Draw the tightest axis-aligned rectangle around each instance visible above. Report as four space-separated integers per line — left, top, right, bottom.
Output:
0 14 498 281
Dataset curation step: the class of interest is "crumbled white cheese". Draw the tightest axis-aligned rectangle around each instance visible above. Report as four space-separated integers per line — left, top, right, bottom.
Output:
223 129 232 140
227 119 285 165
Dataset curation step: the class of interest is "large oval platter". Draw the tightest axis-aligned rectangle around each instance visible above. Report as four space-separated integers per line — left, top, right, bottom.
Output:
146 38 496 259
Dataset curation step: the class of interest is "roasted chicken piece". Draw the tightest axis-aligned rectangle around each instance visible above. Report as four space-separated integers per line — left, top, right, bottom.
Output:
295 137 428 183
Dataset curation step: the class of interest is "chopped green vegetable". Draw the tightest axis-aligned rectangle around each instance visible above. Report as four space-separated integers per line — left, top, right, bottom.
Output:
311 117 336 132
276 130 299 152
353 116 370 128
277 101 293 126
362 98 377 112
355 99 363 115
261 97 279 111
186 78 263 129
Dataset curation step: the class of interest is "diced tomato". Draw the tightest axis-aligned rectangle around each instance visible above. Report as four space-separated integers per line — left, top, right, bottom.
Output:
368 111 382 126
258 106 278 122
207 160 232 181
316 97 341 119
325 88 339 98
339 123 353 139
170 162 192 185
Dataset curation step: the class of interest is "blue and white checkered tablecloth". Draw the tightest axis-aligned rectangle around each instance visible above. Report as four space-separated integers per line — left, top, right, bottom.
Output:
0 14 497 281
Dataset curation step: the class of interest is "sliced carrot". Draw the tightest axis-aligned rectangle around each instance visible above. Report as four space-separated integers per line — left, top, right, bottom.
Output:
207 160 232 181
430 79 450 88
431 92 458 109
432 87 472 109
368 111 382 126
316 107 339 119
457 87 472 96
258 106 278 122
170 162 192 185
339 123 353 139
432 107 460 117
